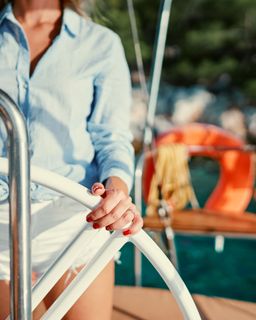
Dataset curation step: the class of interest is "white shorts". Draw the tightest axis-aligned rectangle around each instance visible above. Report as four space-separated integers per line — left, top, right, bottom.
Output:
0 196 112 281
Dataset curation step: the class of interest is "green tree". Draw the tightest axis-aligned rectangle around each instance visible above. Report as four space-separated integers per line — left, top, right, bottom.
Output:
94 0 256 102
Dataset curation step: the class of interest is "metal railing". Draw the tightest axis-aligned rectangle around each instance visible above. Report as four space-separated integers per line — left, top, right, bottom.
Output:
0 89 31 320
134 0 174 287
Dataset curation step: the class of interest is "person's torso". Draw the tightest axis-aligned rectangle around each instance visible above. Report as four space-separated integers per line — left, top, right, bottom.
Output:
0 4 119 200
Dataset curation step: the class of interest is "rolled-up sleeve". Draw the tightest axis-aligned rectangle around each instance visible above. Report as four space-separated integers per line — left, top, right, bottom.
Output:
87 34 134 192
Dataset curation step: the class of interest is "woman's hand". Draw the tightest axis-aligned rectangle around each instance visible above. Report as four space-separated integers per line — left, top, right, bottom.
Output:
86 180 143 236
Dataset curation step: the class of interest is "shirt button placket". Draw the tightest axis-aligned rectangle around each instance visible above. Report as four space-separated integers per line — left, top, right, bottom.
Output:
17 31 30 117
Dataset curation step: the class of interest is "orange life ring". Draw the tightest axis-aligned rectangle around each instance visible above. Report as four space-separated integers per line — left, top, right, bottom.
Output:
143 123 254 215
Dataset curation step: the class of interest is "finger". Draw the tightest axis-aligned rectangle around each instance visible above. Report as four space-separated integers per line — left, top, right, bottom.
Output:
105 208 134 231
92 198 132 228
91 183 105 196
87 189 126 222
123 213 143 236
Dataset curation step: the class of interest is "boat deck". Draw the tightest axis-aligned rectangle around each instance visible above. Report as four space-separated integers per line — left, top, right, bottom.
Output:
113 286 256 320
143 209 256 237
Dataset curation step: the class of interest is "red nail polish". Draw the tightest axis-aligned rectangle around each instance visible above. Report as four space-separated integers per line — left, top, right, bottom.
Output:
123 230 131 236
106 226 111 231
86 216 93 223
93 223 100 229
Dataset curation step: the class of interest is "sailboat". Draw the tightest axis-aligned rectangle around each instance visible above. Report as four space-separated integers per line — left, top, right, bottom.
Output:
126 0 256 319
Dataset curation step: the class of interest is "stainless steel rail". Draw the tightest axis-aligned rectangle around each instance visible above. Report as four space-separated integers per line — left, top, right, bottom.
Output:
143 0 173 147
0 90 31 320
134 0 173 287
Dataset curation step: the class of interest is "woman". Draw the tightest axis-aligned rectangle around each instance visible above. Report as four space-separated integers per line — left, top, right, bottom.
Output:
0 0 143 319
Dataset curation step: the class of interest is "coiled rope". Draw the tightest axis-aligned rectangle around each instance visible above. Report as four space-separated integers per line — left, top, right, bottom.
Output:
146 144 199 217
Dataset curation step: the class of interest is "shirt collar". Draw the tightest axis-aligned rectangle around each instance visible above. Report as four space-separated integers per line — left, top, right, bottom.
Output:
0 3 14 26
0 4 81 37
62 8 81 37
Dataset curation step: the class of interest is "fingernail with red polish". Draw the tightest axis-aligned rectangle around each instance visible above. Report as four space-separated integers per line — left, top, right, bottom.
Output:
93 223 100 229
106 226 111 231
92 184 104 193
123 230 131 236
86 216 93 223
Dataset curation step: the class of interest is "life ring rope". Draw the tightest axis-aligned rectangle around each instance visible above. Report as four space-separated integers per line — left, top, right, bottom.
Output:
143 124 255 215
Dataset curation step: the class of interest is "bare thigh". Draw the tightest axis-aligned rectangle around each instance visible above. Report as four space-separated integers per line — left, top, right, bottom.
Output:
0 279 10 320
44 260 115 320
0 273 46 320
0 262 114 320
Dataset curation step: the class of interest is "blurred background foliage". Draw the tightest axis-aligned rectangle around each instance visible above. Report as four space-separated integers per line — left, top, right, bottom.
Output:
92 0 256 102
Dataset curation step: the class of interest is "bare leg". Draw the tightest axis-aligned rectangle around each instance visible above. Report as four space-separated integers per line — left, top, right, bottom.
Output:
0 273 47 320
32 271 48 319
33 299 47 320
44 260 115 320
0 280 10 320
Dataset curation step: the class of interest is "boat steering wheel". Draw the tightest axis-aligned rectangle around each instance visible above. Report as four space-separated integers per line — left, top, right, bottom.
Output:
0 158 201 320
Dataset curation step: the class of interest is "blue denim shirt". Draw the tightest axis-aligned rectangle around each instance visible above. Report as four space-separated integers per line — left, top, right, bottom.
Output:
0 4 134 201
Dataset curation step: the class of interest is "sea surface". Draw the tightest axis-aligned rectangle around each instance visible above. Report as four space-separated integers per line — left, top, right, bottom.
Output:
115 158 256 302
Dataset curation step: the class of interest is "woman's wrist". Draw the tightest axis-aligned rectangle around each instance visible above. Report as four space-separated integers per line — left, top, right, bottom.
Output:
103 176 129 196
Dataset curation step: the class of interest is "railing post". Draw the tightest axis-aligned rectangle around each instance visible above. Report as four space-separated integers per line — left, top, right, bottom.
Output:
143 0 173 147
0 90 31 320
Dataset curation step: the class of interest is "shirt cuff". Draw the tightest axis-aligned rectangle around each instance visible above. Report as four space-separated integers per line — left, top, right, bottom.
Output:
99 168 134 193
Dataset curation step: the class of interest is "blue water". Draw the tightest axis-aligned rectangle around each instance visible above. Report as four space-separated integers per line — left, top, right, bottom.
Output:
115 158 256 302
